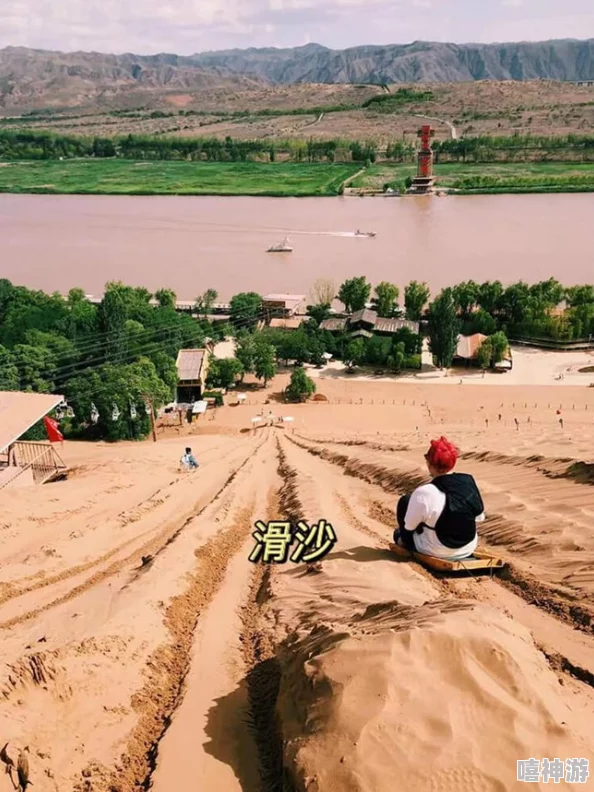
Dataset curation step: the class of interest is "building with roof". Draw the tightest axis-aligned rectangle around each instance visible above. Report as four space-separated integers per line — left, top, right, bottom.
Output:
320 309 419 337
262 294 306 318
175 349 210 403
455 333 488 361
0 391 67 490
319 317 348 332
454 334 513 369
268 317 306 330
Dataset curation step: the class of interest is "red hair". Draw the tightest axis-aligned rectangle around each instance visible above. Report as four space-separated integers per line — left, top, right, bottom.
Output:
425 436 459 474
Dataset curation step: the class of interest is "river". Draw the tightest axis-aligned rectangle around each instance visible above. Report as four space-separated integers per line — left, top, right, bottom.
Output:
1 193 593 300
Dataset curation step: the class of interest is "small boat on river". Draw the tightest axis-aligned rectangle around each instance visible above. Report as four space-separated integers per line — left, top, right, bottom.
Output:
267 237 293 252
354 230 376 238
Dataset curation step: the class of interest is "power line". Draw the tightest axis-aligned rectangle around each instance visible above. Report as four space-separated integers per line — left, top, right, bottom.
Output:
0 303 272 383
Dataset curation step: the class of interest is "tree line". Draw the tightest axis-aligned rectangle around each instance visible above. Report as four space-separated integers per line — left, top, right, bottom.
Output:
0 280 228 441
2 275 592 440
1 129 594 165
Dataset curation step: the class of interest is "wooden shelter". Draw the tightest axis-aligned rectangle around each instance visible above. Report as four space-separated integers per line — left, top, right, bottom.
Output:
175 349 210 403
0 391 67 490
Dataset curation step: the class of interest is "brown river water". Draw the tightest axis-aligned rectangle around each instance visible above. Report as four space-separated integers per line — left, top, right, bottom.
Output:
1 193 593 300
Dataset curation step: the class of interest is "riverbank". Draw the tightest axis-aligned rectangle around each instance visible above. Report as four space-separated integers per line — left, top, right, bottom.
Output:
352 161 594 195
0 160 358 197
2 158 594 197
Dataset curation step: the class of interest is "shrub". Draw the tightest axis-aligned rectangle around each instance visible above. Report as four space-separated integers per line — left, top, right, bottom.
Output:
202 390 224 406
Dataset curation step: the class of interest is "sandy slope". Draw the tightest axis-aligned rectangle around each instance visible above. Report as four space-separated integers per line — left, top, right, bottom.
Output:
1 379 593 790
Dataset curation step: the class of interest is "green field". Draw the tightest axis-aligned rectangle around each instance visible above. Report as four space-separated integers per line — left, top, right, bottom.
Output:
352 161 594 194
0 160 359 197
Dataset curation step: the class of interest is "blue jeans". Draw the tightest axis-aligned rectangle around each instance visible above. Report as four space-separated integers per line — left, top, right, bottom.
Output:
187 456 198 469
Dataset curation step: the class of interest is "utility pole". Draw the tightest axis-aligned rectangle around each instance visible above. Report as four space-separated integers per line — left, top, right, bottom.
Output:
150 405 157 442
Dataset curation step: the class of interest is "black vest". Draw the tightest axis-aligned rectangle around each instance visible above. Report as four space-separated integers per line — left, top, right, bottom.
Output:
429 473 484 549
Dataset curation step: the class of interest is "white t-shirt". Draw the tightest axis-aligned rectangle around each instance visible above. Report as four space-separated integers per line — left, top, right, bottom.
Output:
402 482 485 560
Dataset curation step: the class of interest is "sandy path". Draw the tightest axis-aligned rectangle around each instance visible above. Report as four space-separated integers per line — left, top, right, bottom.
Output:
0 434 264 790
150 437 279 792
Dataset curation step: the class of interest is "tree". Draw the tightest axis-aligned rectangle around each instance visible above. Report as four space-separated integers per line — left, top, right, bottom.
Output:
566 285 594 307
234 335 256 379
498 282 530 326
489 331 509 366
253 341 277 386
344 338 367 368
476 331 508 369
196 288 219 315
461 309 497 337
529 278 564 312
387 341 405 373
66 289 98 342
66 358 170 442
285 368 316 403
207 357 244 389
101 283 129 364
427 288 460 368
476 338 493 370
307 303 331 325
12 344 56 392
155 288 176 309
338 277 371 313
310 278 336 307
404 281 430 320
229 292 262 331
373 282 399 317
150 350 179 397
265 329 312 366
365 336 391 366
452 280 479 318
477 281 504 316
0 344 19 390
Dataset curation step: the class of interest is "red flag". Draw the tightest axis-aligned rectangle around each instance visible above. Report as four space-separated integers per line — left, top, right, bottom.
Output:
44 416 64 443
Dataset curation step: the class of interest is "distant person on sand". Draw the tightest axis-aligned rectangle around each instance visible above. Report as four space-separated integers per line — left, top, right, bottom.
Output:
394 437 485 561
180 447 199 470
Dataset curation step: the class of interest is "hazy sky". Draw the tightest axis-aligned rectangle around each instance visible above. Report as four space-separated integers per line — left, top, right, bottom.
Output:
1 0 593 54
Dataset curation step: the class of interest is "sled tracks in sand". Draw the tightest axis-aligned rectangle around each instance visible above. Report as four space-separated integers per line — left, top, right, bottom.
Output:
283 434 594 696
77 438 298 792
288 433 594 635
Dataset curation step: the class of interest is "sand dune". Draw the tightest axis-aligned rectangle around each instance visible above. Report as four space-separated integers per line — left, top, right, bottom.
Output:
1 380 593 790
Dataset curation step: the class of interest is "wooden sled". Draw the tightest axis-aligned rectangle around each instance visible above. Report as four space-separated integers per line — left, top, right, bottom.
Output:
389 542 506 574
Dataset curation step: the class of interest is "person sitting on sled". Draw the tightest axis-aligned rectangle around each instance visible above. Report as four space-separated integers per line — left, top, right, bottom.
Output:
394 436 485 561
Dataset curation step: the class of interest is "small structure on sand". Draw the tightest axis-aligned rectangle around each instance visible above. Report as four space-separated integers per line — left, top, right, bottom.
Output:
453 334 513 370
175 349 210 403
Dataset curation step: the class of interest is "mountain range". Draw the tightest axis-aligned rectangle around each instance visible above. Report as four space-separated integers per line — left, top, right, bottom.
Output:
193 39 594 84
1 38 593 111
